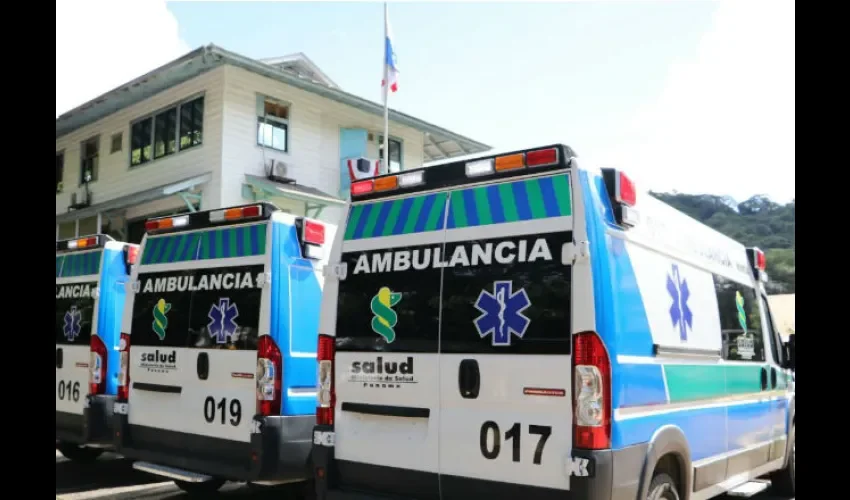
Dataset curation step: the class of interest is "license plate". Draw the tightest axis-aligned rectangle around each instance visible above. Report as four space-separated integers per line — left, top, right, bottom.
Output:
113 402 129 415
313 430 335 447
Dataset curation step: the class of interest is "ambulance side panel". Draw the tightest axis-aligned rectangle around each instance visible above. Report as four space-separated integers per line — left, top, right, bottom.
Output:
574 168 789 498
270 216 332 416
97 244 130 395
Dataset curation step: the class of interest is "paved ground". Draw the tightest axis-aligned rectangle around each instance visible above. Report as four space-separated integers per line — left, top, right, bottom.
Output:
56 450 793 500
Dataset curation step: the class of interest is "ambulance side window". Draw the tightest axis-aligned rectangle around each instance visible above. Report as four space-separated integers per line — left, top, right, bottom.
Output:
759 296 784 366
713 276 765 362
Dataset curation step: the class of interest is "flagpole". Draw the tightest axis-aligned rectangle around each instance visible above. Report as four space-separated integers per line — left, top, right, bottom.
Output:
381 1 390 176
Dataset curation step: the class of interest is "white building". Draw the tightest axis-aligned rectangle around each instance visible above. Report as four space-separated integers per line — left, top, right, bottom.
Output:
56 44 490 243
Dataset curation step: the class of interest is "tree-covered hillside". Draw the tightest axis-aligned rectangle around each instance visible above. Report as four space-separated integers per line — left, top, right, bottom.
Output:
650 192 795 293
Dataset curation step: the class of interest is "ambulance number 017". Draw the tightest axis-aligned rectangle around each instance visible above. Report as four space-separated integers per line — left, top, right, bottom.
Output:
479 421 552 465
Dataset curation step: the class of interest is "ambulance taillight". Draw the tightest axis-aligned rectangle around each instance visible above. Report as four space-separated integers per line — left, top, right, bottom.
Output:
573 331 611 450
602 168 638 228
89 335 107 396
746 247 768 282
123 245 139 275
117 333 131 401
298 219 326 260
316 334 335 426
257 335 283 416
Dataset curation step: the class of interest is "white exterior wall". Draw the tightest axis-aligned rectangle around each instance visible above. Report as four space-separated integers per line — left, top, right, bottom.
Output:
55 66 227 217
219 65 425 225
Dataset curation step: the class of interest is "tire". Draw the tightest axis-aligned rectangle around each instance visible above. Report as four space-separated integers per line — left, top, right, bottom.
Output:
647 472 681 500
770 425 795 496
56 442 104 463
174 478 226 496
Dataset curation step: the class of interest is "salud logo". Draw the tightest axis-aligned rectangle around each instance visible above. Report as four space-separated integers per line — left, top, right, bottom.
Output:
667 264 693 341
371 287 402 343
63 306 82 342
474 281 531 346
208 298 239 344
152 299 172 340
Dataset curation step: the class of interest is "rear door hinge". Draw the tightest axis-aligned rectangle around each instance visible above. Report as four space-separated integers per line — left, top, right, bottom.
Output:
562 241 590 265
257 272 272 288
323 262 348 281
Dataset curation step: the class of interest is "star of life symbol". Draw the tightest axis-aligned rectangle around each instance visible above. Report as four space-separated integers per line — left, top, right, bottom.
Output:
208 298 239 344
474 281 531 346
63 306 82 342
666 264 693 341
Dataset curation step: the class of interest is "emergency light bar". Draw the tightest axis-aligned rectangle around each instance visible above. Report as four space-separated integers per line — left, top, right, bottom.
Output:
144 203 276 234
350 144 574 201
56 234 114 252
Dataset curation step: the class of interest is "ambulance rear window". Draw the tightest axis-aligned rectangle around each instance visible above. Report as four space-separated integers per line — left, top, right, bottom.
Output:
335 231 572 355
55 282 96 346
130 265 263 350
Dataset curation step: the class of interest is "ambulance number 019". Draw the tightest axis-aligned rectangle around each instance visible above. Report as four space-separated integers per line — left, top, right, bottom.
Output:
203 396 242 426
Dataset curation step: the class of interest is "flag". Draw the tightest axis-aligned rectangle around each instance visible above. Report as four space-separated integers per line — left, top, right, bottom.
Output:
382 7 399 93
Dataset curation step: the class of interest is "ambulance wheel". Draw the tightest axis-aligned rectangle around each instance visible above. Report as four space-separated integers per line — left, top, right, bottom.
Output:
769 425 795 496
289 479 316 500
56 442 104 463
174 478 225 496
647 472 680 500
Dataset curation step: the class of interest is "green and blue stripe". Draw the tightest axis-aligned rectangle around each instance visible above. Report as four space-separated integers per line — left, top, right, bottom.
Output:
140 224 267 265
56 251 103 278
343 173 572 241
447 174 571 229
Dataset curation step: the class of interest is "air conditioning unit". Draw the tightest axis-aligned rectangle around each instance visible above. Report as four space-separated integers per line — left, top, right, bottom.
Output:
265 159 295 184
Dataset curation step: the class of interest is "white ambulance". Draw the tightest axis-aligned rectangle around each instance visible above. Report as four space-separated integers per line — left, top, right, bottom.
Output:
311 145 795 500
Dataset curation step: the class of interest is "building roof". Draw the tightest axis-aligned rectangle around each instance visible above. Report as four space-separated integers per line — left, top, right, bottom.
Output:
257 52 339 89
56 44 490 161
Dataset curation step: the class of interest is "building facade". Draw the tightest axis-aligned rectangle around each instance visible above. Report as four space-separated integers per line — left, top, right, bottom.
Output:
56 45 489 243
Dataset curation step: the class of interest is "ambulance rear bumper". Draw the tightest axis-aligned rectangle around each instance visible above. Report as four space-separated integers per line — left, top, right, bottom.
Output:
113 407 313 482
311 424 648 500
55 394 116 448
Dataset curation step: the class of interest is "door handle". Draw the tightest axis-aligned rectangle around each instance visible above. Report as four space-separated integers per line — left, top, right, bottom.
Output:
197 352 209 380
56 348 63 369
770 367 777 389
458 359 480 399
760 367 768 391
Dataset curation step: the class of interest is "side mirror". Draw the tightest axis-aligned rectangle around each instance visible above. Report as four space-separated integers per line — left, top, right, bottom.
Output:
784 333 795 371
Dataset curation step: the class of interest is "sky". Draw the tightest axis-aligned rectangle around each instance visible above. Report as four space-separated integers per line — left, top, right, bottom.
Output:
56 0 795 203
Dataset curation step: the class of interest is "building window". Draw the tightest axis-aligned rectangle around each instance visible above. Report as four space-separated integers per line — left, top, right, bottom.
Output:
130 118 153 166
110 132 123 154
257 95 289 152
78 216 99 237
56 152 64 193
58 221 76 240
378 136 402 173
154 107 178 159
80 136 99 184
130 95 204 168
179 96 204 150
